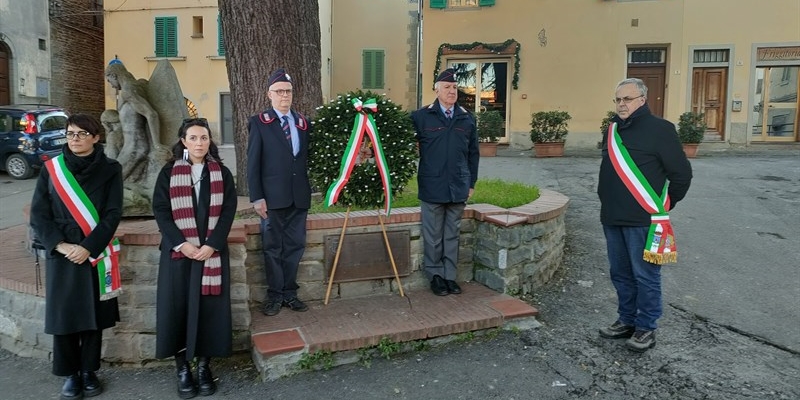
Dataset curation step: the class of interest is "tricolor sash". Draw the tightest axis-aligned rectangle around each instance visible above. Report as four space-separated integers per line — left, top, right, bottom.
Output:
324 98 393 215
608 123 677 265
45 155 122 300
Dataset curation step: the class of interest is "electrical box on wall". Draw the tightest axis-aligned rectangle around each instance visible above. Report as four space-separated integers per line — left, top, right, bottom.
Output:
732 100 742 112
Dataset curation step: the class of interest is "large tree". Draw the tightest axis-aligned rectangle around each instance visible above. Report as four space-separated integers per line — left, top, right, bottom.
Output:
218 0 322 196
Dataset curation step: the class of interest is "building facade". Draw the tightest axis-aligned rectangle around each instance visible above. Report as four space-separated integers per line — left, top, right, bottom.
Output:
421 0 800 149
0 0 52 105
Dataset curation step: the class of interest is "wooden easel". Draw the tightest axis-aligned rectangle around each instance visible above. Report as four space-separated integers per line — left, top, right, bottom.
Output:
324 207 405 305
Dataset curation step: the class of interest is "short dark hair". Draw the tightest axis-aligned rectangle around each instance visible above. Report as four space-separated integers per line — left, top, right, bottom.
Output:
65 114 103 137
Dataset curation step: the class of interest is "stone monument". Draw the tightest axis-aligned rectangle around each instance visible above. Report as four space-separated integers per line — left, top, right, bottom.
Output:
104 59 189 216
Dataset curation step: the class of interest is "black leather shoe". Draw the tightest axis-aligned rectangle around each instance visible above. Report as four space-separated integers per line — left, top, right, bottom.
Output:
60 373 83 400
445 280 462 294
197 357 216 396
283 297 309 312
261 299 282 316
81 371 102 397
177 363 198 399
430 275 448 296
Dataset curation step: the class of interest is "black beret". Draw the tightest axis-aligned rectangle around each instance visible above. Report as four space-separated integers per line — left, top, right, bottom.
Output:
435 68 456 83
268 68 292 86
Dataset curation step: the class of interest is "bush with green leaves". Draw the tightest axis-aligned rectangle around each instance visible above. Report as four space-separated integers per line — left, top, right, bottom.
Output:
677 111 706 143
309 90 418 209
476 109 504 143
600 110 617 135
530 110 571 143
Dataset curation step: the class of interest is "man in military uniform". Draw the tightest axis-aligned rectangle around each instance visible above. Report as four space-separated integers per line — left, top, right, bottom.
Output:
411 68 480 296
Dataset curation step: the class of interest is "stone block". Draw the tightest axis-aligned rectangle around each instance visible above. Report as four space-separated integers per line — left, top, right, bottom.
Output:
0 312 19 338
138 333 157 360
338 279 391 299
474 269 507 292
231 303 250 330
297 281 327 302
244 250 264 269
230 263 247 285
127 285 157 307
297 260 325 283
121 263 158 285
20 318 43 346
230 282 249 302
124 246 161 264
495 226 521 248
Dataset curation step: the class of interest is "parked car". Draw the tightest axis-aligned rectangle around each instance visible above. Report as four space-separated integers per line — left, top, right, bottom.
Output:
0 104 68 179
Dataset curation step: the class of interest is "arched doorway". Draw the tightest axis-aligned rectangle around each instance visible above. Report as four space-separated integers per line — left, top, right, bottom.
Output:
0 42 10 105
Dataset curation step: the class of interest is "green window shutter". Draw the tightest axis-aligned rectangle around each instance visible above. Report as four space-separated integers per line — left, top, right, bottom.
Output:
374 50 384 88
362 50 385 89
362 50 373 88
430 0 447 9
217 14 225 56
154 16 178 57
479 0 495 6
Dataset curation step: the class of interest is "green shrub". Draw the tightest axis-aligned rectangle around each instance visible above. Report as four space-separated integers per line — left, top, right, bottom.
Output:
677 111 706 143
530 111 571 143
476 110 504 143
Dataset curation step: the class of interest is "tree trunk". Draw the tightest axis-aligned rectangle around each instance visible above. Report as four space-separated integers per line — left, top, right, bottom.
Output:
218 0 322 196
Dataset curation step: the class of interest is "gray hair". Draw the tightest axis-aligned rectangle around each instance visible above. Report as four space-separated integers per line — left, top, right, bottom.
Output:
615 78 648 98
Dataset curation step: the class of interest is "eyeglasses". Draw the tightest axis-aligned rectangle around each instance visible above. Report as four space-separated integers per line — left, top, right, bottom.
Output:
182 117 209 126
66 130 92 140
612 95 644 105
270 89 293 96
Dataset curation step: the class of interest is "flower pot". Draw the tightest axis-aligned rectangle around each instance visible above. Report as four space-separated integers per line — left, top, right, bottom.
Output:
533 142 564 158
479 142 498 157
682 143 699 158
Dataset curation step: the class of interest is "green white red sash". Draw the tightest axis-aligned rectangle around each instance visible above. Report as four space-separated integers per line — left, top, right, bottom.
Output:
608 123 677 265
45 155 122 300
324 98 393 215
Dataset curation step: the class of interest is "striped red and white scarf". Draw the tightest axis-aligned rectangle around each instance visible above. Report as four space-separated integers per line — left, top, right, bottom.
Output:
169 159 224 295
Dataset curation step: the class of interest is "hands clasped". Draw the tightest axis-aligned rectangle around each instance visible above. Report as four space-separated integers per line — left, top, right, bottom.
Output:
180 242 216 261
57 242 90 265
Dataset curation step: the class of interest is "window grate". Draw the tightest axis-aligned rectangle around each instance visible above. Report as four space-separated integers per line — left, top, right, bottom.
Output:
693 49 729 63
628 49 665 64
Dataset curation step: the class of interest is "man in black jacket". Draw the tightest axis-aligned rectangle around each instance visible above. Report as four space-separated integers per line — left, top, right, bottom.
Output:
411 68 480 296
247 68 312 316
597 78 693 352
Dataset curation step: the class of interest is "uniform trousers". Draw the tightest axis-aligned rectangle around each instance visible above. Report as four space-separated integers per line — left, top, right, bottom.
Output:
421 200 466 281
261 206 308 301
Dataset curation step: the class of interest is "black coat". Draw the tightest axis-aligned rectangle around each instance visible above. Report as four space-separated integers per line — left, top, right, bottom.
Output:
152 161 237 359
598 104 693 226
411 100 479 203
30 146 122 335
246 109 312 210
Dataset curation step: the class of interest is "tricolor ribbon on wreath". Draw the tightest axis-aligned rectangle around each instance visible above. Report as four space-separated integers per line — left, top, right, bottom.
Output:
608 122 677 265
45 155 123 300
324 98 393 215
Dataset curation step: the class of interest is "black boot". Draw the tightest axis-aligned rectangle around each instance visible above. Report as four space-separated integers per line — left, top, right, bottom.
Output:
196 357 217 396
81 371 102 397
175 353 198 399
60 373 83 400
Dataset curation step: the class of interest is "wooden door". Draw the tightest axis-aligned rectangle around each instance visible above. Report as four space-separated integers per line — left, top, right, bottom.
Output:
0 44 9 106
692 68 727 140
627 66 666 117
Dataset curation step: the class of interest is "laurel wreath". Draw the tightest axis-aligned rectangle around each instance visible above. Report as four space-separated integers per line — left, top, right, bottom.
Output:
309 90 418 209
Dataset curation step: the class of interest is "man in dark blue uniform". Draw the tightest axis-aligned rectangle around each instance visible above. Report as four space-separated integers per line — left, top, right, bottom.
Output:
247 68 312 316
411 68 479 296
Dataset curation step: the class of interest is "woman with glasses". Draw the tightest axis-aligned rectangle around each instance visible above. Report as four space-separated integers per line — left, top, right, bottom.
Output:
151 118 237 398
30 114 123 400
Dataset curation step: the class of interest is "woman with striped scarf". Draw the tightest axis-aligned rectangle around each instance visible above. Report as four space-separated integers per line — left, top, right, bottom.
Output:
152 118 237 399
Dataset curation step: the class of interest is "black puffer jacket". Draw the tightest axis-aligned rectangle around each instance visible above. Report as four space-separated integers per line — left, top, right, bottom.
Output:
598 104 693 226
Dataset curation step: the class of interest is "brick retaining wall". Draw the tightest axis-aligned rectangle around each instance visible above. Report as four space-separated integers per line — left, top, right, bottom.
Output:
0 190 568 364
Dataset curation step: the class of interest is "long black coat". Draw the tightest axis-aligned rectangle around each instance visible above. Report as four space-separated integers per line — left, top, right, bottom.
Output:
246 109 312 210
411 99 480 203
152 161 237 360
30 148 122 335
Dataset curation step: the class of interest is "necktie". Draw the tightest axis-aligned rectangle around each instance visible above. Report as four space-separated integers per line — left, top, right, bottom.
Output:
281 116 293 152
445 109 452 119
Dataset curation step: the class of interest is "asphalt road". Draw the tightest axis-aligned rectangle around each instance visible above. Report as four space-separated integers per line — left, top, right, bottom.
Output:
1 146 798 399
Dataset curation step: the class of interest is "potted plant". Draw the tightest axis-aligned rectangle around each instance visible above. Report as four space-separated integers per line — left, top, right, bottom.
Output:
530 110 571 157
476 109 504 157
677 111 706 158
598 110 617 149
